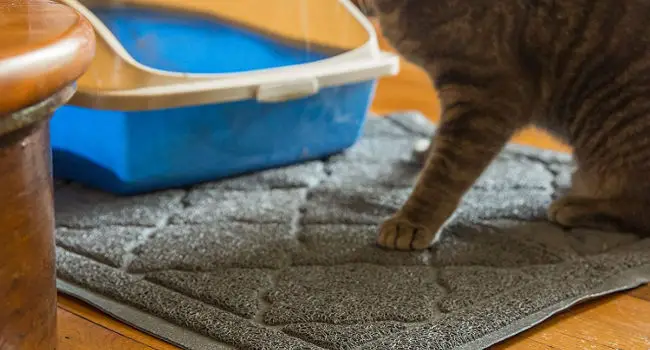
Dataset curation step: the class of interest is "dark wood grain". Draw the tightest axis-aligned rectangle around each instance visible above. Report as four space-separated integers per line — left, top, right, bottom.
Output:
0 2 95 347
0 121 57 349
629 284 650 302
0 81 79 350
0 0 96 116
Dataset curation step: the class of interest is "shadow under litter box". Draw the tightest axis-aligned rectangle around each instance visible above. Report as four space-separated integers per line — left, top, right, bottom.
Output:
54 112 650 350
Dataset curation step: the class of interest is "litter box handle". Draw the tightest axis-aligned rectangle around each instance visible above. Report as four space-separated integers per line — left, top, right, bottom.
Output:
255 51 400 103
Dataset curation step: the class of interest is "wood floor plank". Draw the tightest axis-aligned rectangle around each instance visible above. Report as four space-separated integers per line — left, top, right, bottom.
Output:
572 295 650 336
495 294 650 349
58 294 177 350
528 295 650 349
629 284 650 302
58 307 155 350
493 338 556 350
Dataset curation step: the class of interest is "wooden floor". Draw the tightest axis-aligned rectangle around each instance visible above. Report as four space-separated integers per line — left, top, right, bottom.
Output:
56 22 649 350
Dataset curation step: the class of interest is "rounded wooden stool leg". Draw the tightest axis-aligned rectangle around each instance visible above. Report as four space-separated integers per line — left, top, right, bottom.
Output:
0 86 76 350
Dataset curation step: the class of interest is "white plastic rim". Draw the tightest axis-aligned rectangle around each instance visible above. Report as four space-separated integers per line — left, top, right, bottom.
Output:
61 0 400 110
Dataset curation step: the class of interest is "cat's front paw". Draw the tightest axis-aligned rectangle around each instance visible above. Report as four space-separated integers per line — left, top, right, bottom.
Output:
377 215 435 250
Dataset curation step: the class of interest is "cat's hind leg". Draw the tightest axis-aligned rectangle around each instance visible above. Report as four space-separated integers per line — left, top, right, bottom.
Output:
548 170 650 235
549 196 650 235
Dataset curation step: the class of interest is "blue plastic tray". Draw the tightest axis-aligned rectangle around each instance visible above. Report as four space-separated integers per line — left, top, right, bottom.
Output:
51 4 387 195
93 7 330 74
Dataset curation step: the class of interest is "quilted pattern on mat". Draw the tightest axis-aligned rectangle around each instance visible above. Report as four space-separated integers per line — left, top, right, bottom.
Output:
54 113 650 350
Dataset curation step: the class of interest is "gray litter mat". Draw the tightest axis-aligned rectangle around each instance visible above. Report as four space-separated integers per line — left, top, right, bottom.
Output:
54 112 650 350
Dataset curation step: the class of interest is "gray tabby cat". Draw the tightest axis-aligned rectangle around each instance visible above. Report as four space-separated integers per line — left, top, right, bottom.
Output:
352 0 650 250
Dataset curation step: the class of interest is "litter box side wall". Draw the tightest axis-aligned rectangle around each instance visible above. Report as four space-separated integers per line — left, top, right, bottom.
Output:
50 80 376 194
50 107 131 186
63 0 398 109
50 0 392 194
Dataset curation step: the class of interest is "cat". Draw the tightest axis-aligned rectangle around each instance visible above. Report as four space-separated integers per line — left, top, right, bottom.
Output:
351 0 650 250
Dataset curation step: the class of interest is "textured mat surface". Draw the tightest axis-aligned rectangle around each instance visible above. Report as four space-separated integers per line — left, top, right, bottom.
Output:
55 112 650 350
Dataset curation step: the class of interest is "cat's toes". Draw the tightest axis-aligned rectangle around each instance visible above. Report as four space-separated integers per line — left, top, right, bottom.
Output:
548 196 621 232
377 215 434 250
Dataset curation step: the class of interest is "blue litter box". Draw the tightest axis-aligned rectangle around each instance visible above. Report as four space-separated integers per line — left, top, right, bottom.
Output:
52 0 399 195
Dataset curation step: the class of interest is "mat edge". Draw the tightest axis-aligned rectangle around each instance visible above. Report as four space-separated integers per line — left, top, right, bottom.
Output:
58 263 650 350
57 279 235 350
459 263 650 350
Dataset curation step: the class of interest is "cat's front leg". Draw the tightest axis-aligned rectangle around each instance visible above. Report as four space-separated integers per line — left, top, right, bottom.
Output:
377 97 521 250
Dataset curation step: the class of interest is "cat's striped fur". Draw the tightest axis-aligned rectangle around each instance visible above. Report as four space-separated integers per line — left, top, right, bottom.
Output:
352 0 650 250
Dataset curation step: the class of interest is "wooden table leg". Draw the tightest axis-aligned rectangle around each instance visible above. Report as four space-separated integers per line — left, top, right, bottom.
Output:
0 86 76 350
